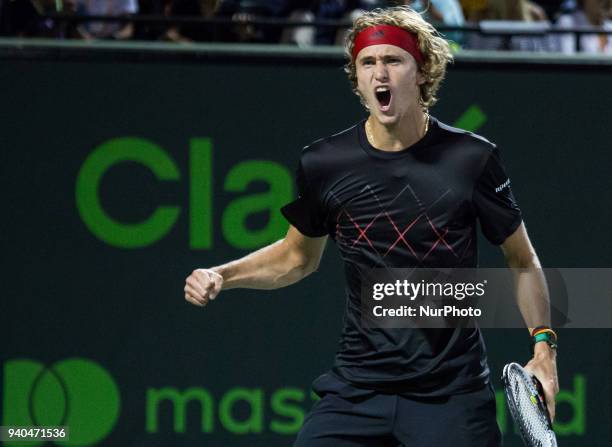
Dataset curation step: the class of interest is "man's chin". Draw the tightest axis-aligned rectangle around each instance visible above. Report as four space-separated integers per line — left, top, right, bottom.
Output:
372 113 399 126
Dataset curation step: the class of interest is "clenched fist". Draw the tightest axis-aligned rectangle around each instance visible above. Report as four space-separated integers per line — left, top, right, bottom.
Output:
184 269 223 307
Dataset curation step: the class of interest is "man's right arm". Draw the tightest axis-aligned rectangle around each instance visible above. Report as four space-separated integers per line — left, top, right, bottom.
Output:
184 225 327 307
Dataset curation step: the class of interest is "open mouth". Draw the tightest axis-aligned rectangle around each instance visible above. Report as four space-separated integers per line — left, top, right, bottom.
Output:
375 87 392 109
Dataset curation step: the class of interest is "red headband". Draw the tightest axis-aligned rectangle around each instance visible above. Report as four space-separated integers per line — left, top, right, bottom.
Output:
352 24 423 65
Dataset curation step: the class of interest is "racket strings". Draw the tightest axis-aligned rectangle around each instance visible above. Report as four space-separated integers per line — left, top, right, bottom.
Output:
504 364 556 447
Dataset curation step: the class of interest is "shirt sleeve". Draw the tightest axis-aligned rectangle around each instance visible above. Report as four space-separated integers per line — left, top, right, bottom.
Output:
473 147 522 245
281 159 328 238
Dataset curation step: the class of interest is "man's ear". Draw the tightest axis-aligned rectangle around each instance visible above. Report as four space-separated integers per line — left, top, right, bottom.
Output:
355 88 369 109
416 70 426 86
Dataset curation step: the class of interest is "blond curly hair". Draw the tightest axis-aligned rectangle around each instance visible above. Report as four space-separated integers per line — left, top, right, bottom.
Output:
344 6 453 109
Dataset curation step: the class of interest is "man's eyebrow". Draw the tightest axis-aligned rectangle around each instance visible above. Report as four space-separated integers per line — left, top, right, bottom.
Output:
359 55 375 62
358 53 405 64
360 53 404 60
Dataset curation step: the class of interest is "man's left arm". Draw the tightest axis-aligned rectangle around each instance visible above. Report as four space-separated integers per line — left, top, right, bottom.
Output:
501 222 559 421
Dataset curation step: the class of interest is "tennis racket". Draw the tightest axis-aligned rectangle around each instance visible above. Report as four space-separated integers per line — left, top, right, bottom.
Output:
502 362 557 447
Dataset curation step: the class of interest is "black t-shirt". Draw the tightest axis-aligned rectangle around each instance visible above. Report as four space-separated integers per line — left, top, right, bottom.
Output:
281 117 522 396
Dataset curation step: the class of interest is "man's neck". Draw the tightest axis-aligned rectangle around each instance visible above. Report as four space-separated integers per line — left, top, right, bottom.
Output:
366 110 428 152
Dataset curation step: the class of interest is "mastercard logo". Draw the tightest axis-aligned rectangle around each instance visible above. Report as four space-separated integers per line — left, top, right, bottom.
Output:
2 358 120 446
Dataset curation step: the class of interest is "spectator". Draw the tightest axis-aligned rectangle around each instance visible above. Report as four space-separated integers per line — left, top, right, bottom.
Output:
408 0 465 28
0 0 80 37
533 0 565 21
553 0 612 53
76 0 138 40
163 0 220 42
280 0 317 46
460 0 489 21
409 0 466 44
468 0 552 50
313 0 350 44
314 0 390 45
204 0 296 43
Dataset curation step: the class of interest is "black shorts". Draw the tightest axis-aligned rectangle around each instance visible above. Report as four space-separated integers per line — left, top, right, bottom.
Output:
294 373 502 447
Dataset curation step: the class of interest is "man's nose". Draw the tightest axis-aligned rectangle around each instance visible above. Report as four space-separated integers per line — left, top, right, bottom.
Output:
374 61 388 81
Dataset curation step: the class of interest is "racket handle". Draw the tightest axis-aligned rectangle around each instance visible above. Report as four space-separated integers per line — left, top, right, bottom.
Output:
532 376 553 428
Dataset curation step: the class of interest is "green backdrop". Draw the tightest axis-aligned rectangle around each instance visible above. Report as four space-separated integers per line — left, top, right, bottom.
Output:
1 40 611 446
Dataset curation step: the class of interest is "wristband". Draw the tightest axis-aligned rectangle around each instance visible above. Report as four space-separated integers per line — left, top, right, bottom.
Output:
531 325 550 337
531 327 557 342
532 331 558 351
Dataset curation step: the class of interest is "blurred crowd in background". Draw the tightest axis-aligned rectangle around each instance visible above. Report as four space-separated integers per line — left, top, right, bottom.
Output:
1 0 611 52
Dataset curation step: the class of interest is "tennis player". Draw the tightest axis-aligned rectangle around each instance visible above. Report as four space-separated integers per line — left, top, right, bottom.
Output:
184 6 558 446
